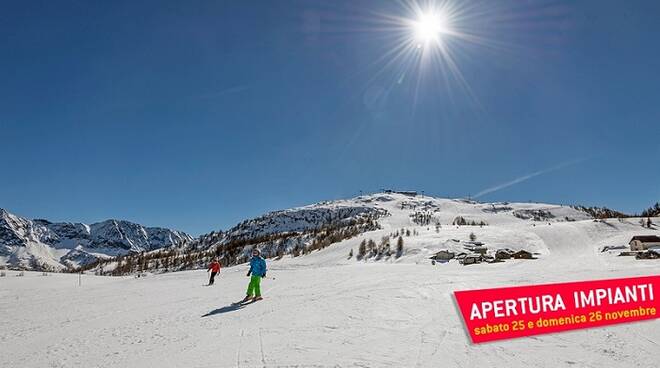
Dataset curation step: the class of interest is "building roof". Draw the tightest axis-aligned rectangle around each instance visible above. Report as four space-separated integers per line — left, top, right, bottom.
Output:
630 235 660 243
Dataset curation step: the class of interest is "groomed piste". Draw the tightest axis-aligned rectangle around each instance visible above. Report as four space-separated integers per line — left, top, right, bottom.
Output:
2 193 659 368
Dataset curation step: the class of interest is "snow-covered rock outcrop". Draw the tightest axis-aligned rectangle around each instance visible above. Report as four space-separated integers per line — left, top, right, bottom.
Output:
225 205 388 240
0 209 192 270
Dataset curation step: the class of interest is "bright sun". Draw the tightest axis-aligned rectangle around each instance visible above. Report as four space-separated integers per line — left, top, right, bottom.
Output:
413 11 450 44
368 0 493 105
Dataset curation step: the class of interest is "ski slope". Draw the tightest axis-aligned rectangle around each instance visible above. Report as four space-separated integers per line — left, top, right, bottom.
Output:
2 255 659 367
2 193 659 367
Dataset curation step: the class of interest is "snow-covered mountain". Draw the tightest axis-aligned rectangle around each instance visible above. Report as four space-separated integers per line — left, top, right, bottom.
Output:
84 192 660 276
226 204 388 239
177 201 387 268
3 194 659 368
0 208 192 271
4 192 655 274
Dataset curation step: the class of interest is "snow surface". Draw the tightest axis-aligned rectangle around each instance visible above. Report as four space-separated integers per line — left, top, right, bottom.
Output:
2 193 659 367
1 260 657 367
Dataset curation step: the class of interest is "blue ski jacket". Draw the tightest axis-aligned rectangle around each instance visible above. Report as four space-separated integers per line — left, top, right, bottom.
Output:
249 256 267 277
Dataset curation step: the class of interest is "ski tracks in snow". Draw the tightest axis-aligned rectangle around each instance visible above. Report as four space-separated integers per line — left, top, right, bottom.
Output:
259 328 267 368
5 261 660 368
236 329 244 368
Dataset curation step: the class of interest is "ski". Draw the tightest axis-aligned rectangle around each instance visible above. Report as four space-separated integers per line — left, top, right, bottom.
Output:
232 297 262 306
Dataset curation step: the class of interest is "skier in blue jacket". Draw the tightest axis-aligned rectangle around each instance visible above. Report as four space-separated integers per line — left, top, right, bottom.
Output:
242 248 267 302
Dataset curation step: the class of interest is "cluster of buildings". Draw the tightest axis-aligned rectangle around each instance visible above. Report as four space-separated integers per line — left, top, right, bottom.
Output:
382 189 418 196
430 241 535 266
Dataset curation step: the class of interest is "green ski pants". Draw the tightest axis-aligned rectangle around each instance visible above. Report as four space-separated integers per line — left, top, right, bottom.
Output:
246 275 262 297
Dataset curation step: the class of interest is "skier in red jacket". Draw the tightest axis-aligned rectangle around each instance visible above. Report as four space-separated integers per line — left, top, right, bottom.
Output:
207 259 221 285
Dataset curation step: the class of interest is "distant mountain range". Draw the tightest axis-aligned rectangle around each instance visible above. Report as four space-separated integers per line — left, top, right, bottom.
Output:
0 208 192 270
1 195 655 272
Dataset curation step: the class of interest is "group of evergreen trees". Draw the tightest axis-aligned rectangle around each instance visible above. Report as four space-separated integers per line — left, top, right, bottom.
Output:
353 227 411 261
573 202 659 219
298 218 381 255
390 228 417 238
572 205 630 219
73 215 383 276
641 203 660 218
452 216 487 226
355 235 403 260
74 247 210 276
410 211 435 226
27 258 58 273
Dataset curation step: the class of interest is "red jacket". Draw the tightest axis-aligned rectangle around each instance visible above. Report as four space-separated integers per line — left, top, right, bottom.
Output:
208 261 221 273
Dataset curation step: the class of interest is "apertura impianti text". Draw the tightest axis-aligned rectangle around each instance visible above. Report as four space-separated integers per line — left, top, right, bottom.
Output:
469 282 654 320
454 275 660 343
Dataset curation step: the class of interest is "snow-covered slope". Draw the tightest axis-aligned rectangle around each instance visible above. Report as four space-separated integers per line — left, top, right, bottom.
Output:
0 209 192 270
4 193 656 273
178 202 388 266
2 193 659 367
85 193 660 278
226 204 388 239
208 192 628 264
2 258 657 367
266 193 657 266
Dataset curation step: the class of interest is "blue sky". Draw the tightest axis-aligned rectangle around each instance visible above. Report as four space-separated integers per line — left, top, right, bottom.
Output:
1 0 658 235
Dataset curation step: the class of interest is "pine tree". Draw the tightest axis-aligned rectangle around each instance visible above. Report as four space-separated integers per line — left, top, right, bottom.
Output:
469 232 477 242
641 202 660 217
453 216 467 226
367 239 377 257
358 240 367 259
396 236 404 258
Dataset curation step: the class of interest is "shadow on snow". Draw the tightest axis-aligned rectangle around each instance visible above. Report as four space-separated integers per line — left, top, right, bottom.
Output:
202 303 248 317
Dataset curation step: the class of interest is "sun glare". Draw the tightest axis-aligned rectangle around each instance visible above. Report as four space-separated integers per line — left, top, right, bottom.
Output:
364 0 495 107
413 11 449 44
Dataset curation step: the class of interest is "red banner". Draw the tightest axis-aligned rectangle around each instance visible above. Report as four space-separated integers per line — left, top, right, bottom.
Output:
454 275 659 343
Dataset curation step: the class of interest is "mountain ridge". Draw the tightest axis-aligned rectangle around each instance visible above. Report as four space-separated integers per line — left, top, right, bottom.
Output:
0 208 193 271
1 194 654 272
